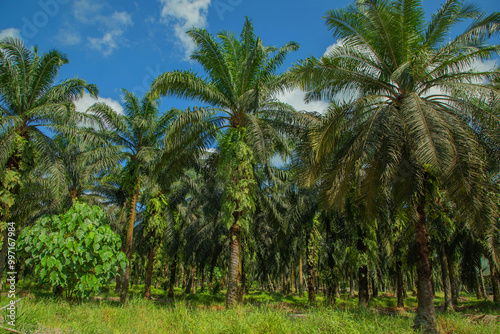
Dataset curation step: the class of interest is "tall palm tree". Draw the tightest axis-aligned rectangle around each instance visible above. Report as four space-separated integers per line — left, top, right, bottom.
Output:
291 0 499 331
151 18 299 308
0 38 98 207
0 38 98 283
90 90 214 303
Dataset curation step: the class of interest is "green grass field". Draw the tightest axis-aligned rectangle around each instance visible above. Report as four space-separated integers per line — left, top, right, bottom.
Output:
1 283 499 333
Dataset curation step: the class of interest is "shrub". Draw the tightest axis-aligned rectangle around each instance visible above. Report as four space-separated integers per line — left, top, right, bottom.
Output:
18 202 127 299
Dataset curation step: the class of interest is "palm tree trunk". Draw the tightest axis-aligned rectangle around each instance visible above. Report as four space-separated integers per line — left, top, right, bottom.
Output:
479 266 487 300
476 273 484 300
192 267 198 295
120 186 139 304
115 274 122 294
306 231 316 304
440 245 452 311
349 268 355 299
186 263 196 294
413 202 438 333
226 221 241 308
358 265 369 307
168 254 177 299
357 237 369 307
161 262 169 291
144 244 155 299
448 256 459 307
298 256 304 297
488 258 500 304
325 214 336 304
238 253 246 302
200 267 205 293
372 277 378 298
396 260 405 308
281 272 286 294
70 187 78 204
181 266 186 290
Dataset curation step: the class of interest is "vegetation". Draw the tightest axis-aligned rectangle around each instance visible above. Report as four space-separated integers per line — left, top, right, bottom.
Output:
290 0 500 331
151 18 300 308
2 289 500 333
17 202 127 299
1 0 500 333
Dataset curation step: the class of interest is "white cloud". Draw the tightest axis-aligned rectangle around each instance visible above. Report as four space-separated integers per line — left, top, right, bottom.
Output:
0 28 21 41
55 29 82 46
74 94 124 115
471 59 497 72
88 31 122 56
85 10 132 56
323 39 344 57
73 0 104 24
277 89 330 114
159 0 211 59
101 11 133 29
423 59 498 98
67 0 133 56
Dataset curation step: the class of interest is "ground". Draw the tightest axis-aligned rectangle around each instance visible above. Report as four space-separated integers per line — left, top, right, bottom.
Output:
1 282 499 333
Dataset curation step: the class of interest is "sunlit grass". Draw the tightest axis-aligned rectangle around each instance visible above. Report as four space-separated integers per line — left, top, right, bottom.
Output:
2 283 499 333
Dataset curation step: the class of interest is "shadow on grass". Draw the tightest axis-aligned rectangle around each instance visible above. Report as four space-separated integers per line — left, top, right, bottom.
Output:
10 280 500 319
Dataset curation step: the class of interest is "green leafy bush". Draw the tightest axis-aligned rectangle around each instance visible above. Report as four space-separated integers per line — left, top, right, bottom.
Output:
18 202 127 299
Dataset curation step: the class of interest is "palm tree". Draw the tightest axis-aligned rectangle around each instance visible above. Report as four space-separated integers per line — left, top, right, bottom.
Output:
0 38 98 209
48 133 122 207
291 0 499 331
90 90 214 303
151 18 299 308
0 38 98 285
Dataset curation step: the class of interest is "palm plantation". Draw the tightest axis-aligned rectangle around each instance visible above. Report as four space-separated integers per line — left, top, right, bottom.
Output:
151 18 300 308
291 0 499 331
0 38 98 288
1 1 500 333
88 90 214 303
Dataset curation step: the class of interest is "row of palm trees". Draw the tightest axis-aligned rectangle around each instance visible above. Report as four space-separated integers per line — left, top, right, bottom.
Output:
1 0 500 332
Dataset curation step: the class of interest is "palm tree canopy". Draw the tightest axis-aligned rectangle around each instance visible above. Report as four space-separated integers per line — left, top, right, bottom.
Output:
151 18 300 164
291 0 500 222
0 38 98 171
88 89 217 196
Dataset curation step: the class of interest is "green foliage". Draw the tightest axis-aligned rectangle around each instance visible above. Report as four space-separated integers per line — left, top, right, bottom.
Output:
0 135 33 220
218 128 256 231
0 169 20 219
144 192 168 241
308 214 320 264
210 267 223 295
0 38 98 192
18 202 127 299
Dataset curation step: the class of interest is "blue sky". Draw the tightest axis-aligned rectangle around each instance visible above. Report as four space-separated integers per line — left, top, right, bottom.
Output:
1 0 499 115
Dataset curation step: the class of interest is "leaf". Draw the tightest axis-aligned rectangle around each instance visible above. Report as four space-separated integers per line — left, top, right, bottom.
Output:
75 229 84 240
95 265 103 276
55 260 62 272
50 271 59 283
40 268 46 279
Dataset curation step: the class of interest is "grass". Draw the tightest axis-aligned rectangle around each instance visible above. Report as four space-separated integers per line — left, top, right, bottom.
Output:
1 284 499 333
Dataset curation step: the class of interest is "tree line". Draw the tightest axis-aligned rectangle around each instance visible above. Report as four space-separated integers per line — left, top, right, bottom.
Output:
1 1 500 333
